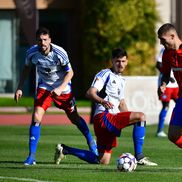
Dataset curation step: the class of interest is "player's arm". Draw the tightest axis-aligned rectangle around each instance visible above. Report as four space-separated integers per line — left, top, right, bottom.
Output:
86 87 114 109
51 66 74 96
158 73 170 96
156 61 162 72
14 65 31 102
119 99 128 112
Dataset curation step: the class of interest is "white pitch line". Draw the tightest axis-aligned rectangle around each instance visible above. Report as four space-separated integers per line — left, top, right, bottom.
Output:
0 176 52 182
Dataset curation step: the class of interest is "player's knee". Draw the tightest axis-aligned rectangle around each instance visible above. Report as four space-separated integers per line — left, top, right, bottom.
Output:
33 112 42 124
99 158 110 165
138 112 146 122
99 153 111 165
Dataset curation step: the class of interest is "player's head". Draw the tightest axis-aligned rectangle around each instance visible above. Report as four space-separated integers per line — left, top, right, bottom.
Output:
111 48 128 74
36 27 51 54
157 23 178 49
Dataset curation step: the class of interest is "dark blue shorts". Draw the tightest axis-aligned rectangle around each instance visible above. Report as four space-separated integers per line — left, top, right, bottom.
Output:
170 97 182 127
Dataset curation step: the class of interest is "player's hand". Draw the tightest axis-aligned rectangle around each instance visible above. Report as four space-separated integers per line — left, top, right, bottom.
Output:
101 100 114 109
14 89 23 103
158 84 166 96
51 88 62 97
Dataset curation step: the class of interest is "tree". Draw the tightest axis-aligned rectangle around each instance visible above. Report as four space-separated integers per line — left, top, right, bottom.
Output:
81 0 159 88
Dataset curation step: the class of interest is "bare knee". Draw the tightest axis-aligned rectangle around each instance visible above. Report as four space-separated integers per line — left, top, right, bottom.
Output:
130 112 146 123
33 112 42 123
99 153 111 165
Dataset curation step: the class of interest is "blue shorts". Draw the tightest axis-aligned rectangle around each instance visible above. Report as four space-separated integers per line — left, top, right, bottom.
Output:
170 97 182 127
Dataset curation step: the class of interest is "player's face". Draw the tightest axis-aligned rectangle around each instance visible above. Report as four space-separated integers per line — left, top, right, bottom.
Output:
112 56 128 74
158 32 175 49
37 34 51 54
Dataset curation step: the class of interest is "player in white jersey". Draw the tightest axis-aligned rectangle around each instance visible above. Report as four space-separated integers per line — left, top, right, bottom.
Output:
14 27 97 165
54 48 157 166
156 47 179 137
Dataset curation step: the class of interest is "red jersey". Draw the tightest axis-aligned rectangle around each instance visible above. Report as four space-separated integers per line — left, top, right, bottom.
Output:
162 45 182 97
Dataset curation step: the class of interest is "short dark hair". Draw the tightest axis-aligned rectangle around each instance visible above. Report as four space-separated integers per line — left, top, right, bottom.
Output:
36 27 51 38
157 23 176 37
112 48 127 59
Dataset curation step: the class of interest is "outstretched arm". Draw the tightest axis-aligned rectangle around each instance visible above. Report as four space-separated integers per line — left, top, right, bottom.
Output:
14 65 31 102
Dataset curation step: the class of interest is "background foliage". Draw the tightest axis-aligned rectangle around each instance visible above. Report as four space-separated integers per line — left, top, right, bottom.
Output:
81 0 159 88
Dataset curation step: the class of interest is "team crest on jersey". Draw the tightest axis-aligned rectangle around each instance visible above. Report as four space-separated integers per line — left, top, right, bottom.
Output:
161 94 167 99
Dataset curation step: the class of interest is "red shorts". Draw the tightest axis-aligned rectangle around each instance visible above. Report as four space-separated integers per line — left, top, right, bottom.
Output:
34 88 76 114
93 111 131 154
160 87 179 102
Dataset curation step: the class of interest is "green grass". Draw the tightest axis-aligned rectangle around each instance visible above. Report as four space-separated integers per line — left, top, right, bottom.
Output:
0 124 182 182
0 97 91 107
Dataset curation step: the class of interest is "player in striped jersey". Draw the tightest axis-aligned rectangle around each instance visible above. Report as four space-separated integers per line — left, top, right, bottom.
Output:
158 23 182 148
54 48 157 166
14 27 97 165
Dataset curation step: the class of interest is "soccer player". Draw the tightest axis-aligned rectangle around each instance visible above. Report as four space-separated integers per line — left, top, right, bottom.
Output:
54 48 158 166
14 27 97 165
156 47 179 137
157 23 182 148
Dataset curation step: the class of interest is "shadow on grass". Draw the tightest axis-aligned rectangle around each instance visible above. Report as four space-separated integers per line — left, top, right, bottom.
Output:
0 161 182 173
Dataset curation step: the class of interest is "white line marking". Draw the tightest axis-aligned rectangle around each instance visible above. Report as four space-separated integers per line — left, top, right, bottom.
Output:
0 176 52 182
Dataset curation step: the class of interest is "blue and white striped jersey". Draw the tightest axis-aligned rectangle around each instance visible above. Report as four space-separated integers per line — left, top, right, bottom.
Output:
25 43 72 93
91 68 126 115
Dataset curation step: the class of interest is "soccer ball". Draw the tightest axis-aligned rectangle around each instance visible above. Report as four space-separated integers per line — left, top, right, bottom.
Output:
117 153 137 172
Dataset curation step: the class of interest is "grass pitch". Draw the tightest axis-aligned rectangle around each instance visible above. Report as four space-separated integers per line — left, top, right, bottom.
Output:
0 124 182 182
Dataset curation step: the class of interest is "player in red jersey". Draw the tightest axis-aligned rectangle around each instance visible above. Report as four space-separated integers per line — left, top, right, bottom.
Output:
156 47 179 137
157 23 182 148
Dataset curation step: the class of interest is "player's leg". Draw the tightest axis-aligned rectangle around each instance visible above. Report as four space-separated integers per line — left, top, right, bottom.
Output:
156 101 169 137
93 113 116 165
99 153 111 165
128 112 146 160
168 97 182 148
111 111 157 166
54 93 98 156
66 110 98 156
129 112 157 165
133 121 146 160
24 106 45 165
54 119 111 165
24 88 52 165
54 143 99 164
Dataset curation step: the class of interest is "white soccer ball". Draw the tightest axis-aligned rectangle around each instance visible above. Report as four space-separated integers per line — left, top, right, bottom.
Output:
117 153 137 172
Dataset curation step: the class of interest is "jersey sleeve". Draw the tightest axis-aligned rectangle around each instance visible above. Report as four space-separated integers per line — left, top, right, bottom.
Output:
161 50 171 74
91 70 109 92
25 45 38 66
52 44 72 72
